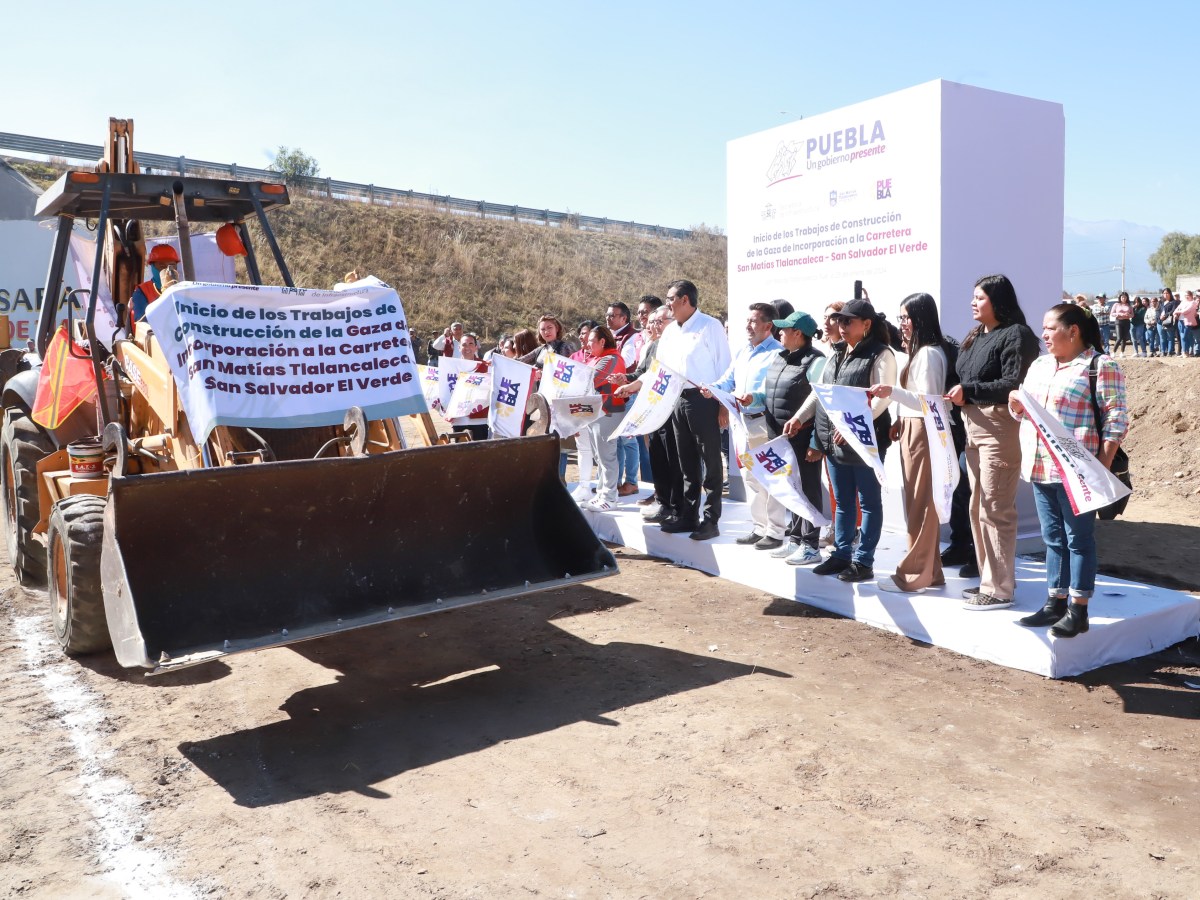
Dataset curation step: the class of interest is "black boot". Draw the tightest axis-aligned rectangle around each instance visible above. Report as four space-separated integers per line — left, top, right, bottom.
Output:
1019 596 1068 627
1049 602 1089 638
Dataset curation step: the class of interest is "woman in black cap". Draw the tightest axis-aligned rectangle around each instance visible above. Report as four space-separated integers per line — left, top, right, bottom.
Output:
784 297 896 583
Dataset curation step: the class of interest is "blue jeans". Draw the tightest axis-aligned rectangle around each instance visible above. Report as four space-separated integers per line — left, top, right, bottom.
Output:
1146 325 1160 354
1158 323 1175 355
1178 321 1190 354
1132 324 1146 355
1098 323 1111 352
828 460 883 567
617 435 639 485
1032 481 1096 599
636 435 653 483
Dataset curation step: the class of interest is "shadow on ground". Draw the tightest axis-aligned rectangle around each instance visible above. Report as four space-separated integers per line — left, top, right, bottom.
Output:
181 584 788 807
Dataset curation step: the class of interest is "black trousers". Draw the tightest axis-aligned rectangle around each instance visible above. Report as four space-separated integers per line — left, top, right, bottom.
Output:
671 390 723 526
781 427 824 548
649 424 684 518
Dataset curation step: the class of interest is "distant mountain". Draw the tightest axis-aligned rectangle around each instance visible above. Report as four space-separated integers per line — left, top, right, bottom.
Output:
1063 217 1165 296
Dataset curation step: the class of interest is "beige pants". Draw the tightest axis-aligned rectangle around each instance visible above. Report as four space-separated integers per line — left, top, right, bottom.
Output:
892 418 944 590
964 403 1021 600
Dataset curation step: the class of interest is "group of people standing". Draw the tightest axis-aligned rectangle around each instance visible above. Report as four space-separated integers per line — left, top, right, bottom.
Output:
698 274 1130 640
1090 288 1200 358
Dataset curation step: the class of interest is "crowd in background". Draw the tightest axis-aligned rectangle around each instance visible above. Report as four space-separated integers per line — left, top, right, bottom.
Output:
1084 288 1200 358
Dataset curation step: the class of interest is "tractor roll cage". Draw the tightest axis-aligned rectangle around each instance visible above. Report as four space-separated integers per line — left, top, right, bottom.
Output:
34 172 294 425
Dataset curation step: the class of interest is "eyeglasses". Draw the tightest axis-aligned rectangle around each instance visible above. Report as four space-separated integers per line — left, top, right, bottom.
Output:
827 314 851 324
896 315 910 323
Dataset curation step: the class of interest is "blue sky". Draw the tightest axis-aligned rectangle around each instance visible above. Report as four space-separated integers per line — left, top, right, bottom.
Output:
4 1 1195 292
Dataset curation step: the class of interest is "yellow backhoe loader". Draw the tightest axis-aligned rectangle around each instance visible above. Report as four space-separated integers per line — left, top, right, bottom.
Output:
0 119 616 674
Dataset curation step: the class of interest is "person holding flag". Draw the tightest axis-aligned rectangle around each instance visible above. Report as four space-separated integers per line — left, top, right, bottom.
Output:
448 333 490 441
784 298 897 583
752 310 826 565
579 325 628 512
868 293 955 593
1006 303 1128 638
655 280 732 541
704 303 784 550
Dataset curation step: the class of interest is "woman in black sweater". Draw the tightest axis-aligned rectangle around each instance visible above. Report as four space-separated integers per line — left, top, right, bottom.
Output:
945 274 1040 611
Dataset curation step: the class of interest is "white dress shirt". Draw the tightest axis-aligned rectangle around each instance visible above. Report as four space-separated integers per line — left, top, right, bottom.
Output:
656 309 732 387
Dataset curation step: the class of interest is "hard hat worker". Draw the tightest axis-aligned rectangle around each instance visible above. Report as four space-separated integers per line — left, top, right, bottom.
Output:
129 242 180 321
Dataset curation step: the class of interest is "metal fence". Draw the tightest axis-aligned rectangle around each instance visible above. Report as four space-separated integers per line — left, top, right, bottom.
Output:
0 131 692 240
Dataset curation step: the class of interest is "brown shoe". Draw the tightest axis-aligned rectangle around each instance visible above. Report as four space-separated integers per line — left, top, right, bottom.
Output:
617 482 639 497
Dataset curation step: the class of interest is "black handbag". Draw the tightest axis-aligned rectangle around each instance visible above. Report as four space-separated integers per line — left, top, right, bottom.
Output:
1087 355 1131 520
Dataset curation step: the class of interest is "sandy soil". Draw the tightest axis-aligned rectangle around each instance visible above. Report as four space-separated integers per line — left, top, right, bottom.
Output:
1 362 1198 900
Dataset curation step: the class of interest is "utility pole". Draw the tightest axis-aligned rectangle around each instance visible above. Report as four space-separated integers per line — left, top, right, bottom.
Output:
1121 238 1126 293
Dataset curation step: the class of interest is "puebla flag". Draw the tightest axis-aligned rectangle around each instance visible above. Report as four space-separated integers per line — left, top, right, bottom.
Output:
538 351 596 400
703 381 750 469
489 356 534 438
437 356 481 411
550 396 605 438
1017 388 1131 515
417 364 440 412
610 358 684 440
811 383 887 485
918 393 960 524
445 369 492 420
742 436 831 527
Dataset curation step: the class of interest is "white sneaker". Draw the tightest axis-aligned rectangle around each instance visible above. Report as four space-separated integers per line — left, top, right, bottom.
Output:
786 545 822 566
640 501 662 520
767 541 796 558
571 484 593 502
818 526 834 548
585 498 613 512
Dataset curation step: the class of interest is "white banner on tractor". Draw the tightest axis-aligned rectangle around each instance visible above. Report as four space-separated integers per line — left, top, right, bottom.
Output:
146 281 425 441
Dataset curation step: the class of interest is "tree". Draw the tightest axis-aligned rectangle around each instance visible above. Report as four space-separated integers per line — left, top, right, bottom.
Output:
270 146 320 186
1148 231 1200 290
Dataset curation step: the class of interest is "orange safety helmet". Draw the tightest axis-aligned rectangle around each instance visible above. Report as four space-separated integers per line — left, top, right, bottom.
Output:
216 223 248 257
147 243 180 265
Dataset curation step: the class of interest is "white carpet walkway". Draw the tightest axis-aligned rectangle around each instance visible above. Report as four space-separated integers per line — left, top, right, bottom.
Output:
579 485 1200 679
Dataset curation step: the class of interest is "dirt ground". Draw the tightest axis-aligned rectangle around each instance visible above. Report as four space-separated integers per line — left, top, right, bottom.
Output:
1 361 1198 900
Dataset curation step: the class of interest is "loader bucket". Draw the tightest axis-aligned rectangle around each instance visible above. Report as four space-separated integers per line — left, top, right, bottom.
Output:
99 435 617 673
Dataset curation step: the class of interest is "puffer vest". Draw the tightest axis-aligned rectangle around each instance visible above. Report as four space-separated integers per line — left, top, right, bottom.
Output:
762 345 825 439
812 339 893 466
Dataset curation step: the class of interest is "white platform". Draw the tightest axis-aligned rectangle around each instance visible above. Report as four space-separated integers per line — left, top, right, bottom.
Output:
579 486 1200 679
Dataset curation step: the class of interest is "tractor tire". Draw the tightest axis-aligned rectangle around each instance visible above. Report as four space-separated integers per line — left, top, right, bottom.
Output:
47 494 111 656
1 411 54 585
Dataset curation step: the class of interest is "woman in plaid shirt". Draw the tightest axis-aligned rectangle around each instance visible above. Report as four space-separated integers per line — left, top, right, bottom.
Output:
1007 303 1128 638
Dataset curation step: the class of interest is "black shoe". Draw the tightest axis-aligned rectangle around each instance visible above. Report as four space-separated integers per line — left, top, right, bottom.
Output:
837 562 874 583
643 511 669 524
812 556 851 576
660 517 697 534
939 545 974 567
736 532 764 546
958 560 980 579
754 537 784 551
1019 596 1068 628
689 520 720 541
637 493 659 507
1050 602 1089 638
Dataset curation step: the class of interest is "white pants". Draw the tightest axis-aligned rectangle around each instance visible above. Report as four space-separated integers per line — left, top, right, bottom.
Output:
741 416 789 540
589 412 625 503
